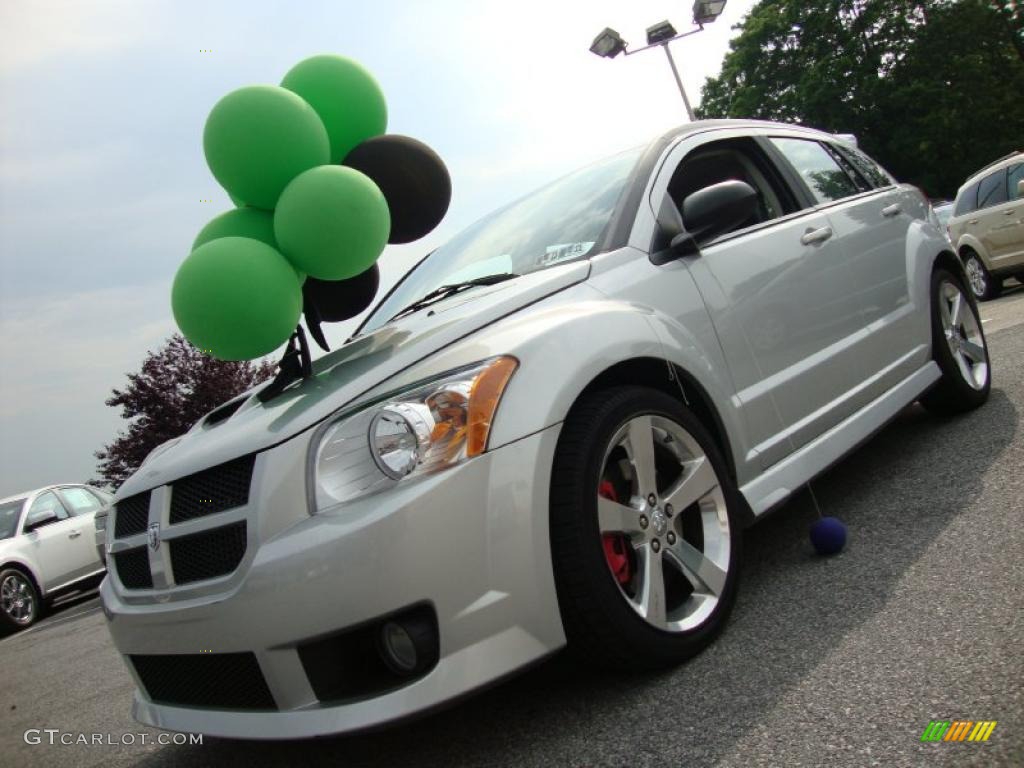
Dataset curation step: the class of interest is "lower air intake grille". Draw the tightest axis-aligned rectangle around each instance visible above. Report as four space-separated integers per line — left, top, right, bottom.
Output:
114 492 151 539
130 652 276 710
169 521 247 585
113 548 152 590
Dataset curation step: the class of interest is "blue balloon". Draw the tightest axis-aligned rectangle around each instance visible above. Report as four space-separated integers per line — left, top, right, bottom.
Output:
810 517 847 555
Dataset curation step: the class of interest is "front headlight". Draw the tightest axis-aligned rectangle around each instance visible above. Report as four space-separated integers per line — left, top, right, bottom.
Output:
310 356 518 512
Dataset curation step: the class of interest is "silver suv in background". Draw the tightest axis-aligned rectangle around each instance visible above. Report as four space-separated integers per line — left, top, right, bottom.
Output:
0 485 111 629
947 151 1024 300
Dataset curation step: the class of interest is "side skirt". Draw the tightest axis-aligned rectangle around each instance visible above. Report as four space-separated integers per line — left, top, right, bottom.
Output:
740 362 941 517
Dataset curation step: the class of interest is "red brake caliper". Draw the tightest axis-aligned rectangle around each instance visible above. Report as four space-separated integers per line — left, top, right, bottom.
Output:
599 480 633 585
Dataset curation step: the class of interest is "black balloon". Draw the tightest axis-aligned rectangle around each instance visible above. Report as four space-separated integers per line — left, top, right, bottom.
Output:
302 263 380 323
343 135 451 244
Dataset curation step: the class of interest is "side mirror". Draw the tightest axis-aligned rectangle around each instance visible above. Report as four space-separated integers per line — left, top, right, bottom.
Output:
24 512 59 533
680 180 759 247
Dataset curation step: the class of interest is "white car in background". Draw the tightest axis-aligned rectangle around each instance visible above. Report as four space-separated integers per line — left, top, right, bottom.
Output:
0 484 111 630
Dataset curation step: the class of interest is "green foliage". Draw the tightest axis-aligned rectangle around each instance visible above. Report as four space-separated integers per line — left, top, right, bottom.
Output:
698 0 1024 197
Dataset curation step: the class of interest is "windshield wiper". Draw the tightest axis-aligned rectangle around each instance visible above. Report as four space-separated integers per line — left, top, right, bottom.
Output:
389 273 519 322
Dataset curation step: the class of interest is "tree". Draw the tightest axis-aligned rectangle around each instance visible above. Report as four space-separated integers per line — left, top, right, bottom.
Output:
93 334 275 489
698 0 1024 198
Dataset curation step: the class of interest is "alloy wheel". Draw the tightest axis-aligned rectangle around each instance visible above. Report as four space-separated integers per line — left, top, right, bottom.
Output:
1 573 35 626
938 279 988 390
964 256 987 299
597 414 730 633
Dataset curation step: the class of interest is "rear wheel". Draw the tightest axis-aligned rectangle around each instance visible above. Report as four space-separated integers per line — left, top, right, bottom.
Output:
550 386 741 670
0 569 39 631
921 268 990 416
962 251 1001 301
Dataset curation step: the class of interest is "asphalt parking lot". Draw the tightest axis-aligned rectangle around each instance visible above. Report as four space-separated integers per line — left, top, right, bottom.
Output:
2 284 1022 768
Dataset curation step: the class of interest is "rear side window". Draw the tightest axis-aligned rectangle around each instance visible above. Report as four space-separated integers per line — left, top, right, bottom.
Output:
977 169 1008 209
835 144 893 189
1008 163 1023 201
770 137 859 204
954 182 980 216
59 487 104 516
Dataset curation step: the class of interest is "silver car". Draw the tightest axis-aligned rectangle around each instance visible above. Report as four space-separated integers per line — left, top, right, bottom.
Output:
1 485 111 629
101 119 988 739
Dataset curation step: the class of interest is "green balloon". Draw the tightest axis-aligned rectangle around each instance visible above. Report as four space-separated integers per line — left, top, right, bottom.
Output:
172 237 302 360
281 55 387 164
204 86 330 210
275 166 390 281
193 208 278 251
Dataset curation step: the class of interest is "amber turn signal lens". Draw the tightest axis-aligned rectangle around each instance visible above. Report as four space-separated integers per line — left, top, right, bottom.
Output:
466 357 518 457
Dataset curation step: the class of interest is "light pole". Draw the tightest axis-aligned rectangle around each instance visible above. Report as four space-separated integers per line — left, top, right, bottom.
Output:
589 1 729 122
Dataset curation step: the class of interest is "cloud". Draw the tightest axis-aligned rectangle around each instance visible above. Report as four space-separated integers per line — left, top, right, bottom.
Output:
0 282 175 494
0 0 163 73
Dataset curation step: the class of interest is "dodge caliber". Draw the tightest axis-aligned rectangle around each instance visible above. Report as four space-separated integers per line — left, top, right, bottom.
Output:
101 119 990 738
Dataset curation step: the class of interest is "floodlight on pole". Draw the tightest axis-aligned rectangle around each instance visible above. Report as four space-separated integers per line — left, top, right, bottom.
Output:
588 2 728 122
693 1 728 25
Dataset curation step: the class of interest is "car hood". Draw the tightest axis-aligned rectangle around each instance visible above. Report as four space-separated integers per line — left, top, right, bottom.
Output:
116 261 590 499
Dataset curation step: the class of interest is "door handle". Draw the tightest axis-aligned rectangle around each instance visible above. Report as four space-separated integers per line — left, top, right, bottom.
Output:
881 204 902 217
1004 209 1016 216
968 219 979 225
68 530 81 538
800 226 833 246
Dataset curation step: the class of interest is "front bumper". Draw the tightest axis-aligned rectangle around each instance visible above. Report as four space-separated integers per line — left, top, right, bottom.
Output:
101 424 565 739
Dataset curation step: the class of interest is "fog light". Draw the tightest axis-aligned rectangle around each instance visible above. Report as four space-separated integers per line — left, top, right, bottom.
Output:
379 621 419 674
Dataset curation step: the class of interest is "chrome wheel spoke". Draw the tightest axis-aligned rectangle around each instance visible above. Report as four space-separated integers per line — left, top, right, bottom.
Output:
626 417 658 499
663 457 718 513
949 291 963 328
664 536 727 596
637 545 666 627
961 339 986 363
597 496 642 537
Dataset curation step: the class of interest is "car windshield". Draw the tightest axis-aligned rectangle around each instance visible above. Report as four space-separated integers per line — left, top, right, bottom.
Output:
359 145 644 333
0 499 26 539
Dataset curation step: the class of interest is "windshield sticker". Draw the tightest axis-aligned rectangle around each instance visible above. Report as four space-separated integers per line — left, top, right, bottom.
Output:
537 242 595 267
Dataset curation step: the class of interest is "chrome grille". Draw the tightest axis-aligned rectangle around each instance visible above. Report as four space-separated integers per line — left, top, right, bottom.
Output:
113 547 153 590
169 455 255 524
169 521 247 585
114 491 151 539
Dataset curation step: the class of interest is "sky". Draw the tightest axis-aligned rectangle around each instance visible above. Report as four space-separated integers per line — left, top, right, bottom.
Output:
0 0 757 497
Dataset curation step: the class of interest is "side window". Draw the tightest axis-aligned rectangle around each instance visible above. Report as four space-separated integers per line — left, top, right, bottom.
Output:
823 143 871 193
977 169 1008 209
835 144 893 189
59 487 103 516
25 492 69 530
1008 163 1023 201
668 137 798 236
770 137 859 204
954 182 980 216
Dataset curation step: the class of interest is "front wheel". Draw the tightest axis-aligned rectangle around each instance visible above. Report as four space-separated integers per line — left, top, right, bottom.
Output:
0 569 40 631
920 268 990 416
550 386 741 670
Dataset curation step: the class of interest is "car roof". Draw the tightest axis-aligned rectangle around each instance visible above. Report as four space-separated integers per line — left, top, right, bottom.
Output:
957 150 1023 193
653 118 840 145
0 483 93 505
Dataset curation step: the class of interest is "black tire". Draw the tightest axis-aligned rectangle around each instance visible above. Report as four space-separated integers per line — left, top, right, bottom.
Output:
920 268 991 416
0 568 40 631
549 386 741 670
962 250 1001 301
